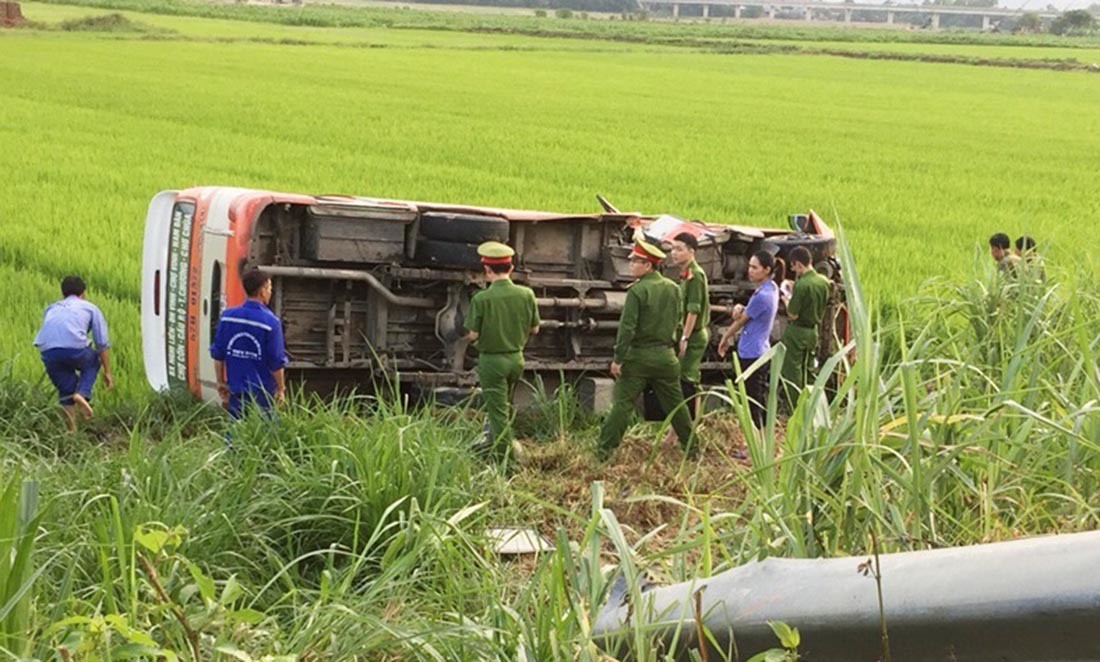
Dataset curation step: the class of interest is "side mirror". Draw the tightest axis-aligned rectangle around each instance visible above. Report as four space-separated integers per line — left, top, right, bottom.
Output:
789 214 811 233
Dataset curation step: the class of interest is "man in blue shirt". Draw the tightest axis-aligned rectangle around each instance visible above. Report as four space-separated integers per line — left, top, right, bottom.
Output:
209 268 288 418
34 275 115 431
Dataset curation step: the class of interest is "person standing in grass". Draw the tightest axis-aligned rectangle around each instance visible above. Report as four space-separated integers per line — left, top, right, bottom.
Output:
779 246 830 405
668 232 709 421
464 241 540 470
597 239 695 462
210 268 287 419
1014 235 1045 281
34 275 114 431
718 251 781 430
989 233 1020 274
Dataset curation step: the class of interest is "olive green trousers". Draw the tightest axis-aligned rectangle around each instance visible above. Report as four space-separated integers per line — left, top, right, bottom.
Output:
597 347 695 460
678 330 708 384
478 351 524 464
780 325 818 403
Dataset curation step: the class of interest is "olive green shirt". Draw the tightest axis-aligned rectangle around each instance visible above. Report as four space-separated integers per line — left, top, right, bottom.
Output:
613 271 682 363
465 279 540 354
787 268 831 329
678 259 710 342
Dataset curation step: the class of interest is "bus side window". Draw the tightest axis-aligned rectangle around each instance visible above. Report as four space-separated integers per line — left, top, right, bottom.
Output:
209 261 223 340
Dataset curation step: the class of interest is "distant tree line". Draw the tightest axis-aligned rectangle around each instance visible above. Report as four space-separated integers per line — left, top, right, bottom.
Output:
396 0 1100 19
400 0 1097 23
1014 7 1096 34
1051 8 1096 33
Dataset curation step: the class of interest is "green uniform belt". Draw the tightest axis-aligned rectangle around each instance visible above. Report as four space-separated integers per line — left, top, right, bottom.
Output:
791 320 819 329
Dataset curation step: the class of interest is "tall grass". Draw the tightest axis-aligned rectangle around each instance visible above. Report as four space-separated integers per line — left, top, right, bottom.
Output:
0 475 42 659
2 387 527 658
515 374 598 443
2 247 1099 657
578 246 1100 658
714 238 1100 566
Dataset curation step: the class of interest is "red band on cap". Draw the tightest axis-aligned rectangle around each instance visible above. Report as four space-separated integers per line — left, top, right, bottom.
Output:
631 244 661 264
481 256 513 265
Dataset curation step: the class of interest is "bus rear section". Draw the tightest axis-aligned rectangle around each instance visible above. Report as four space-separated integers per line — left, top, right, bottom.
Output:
142 187 255 402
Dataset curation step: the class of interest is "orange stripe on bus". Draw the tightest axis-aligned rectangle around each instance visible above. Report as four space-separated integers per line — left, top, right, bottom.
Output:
185 193 208 398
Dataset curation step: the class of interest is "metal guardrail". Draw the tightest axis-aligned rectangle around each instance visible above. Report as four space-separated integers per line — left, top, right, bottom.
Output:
595 530 1100 660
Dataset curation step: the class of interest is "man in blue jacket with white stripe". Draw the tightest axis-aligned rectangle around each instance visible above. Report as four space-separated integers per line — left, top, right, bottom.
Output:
209 268 288 419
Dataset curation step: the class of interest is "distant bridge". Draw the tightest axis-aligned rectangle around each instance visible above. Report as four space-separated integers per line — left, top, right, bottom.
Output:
637 0 1060 29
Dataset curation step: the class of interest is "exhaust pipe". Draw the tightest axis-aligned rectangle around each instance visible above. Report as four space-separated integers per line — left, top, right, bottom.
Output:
263 265 436 309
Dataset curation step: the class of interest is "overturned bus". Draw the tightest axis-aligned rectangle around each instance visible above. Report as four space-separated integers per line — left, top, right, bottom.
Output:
141 187 847 405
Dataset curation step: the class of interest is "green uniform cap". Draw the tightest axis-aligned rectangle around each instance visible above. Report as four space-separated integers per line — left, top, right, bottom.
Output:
478 241 515 264
631 239 666 263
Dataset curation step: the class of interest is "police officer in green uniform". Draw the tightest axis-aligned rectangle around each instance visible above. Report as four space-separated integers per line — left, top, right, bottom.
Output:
464 241 540 468
597 240 696 461
669 232 709 419
779 246 831 403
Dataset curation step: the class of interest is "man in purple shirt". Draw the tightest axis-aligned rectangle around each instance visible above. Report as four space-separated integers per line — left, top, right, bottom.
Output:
209 268 288 419
33 275 114 431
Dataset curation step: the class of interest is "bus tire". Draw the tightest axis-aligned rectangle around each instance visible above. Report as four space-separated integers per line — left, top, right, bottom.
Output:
762 235 836 263
419 212 509 244
415 239 483 269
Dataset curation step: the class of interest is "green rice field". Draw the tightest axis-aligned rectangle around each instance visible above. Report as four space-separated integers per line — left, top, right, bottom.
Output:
2 3 1099 657
3 2 1099 394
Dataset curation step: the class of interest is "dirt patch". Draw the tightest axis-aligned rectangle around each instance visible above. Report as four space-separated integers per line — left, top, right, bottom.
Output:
813 47 1100 73
56 13 168 33
509 414 760 557
1 2 25 28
